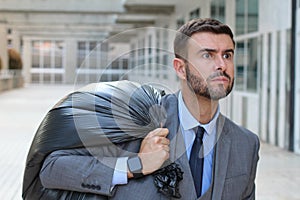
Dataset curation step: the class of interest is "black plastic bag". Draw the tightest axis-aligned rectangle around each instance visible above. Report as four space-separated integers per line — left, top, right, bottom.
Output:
22 80 167 199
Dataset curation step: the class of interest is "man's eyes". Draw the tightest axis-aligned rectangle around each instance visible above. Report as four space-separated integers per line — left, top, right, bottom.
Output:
223 53 232 59
201 53 232 59
202 53 211 59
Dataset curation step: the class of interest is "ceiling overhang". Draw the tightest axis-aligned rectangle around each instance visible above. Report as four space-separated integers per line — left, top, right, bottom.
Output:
0 0 177 42
124 4 174 15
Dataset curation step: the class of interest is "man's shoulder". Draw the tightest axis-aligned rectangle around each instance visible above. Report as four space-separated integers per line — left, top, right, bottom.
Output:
161 92 179 107
161 92 178 100
221 115 259 142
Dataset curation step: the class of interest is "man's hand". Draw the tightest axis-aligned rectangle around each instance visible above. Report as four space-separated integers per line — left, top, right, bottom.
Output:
139 128 170 175
128 128 170 178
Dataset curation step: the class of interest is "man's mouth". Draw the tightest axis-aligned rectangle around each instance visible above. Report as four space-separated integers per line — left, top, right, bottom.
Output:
210 76 229 83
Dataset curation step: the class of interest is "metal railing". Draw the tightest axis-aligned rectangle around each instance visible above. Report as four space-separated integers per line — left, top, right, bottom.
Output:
0 69 23 80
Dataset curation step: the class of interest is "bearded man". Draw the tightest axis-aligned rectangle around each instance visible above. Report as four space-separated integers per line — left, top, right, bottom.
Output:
32 18 259 200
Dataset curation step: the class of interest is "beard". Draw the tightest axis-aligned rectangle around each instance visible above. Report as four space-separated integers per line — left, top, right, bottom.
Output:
186 66 234 100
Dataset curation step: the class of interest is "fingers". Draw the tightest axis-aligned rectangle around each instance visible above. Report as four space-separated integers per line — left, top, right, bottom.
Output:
162 144 170 152
147 128 169 138
146 128 170 146
140 128 170 153
158 137 170 145
138 128 171 175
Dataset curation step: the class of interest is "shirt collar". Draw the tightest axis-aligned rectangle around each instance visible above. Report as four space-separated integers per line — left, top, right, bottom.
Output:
178 92 220 135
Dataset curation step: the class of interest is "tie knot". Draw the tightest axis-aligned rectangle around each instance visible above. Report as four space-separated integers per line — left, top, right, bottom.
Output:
196 126 204 140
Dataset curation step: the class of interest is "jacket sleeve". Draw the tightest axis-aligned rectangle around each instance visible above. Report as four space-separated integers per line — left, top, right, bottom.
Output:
39 147 119 197
242 134 260 200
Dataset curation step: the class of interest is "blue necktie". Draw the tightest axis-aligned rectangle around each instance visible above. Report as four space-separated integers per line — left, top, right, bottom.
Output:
189 126 204 197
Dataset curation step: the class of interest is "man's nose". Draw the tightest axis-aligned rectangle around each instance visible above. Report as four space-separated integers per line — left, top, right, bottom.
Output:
214 55 226 71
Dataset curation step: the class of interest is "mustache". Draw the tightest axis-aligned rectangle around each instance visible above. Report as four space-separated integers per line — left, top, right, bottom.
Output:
208 71 231 81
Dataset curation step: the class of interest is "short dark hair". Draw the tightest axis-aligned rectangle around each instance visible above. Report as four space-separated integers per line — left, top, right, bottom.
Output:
173 18 235 59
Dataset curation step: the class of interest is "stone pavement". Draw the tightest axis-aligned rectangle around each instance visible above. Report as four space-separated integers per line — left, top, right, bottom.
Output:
0 84 299 200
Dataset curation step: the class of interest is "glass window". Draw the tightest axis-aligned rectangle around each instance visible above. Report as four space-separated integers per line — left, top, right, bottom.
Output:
189 8 200 20
246 38 258 91
89 42 97 51
235 0 258 35
32 41 40 68
43 73 51 83
247 0 258 33
31 40 64 83
122 59 128 70
99 74 109 82
176 18 185 29
55 56 62 69
32 55 40 68
77 41 98 68
236 0 245 35
148 35 152 54
55 74 63 83
211 0 225 23
129 45 136 69
44 54 51 69
111 74 119 81
235 42 245 90
111 60 119 69
235 37 259 92
31 73 40 83
78 42 86 50
54 42 63 68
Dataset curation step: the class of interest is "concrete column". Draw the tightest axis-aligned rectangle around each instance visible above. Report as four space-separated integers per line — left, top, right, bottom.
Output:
144 31 149 80
225 0 236 32
64 39 77 84
22 37 32 83
0 23 8 70
277 30 287 148
11 29 21 53
260 33 269 142
294 29 300 153
200 0 211 18
269 32 278 145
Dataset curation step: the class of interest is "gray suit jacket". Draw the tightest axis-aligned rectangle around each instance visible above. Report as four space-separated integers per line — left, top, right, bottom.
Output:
40 93 260 200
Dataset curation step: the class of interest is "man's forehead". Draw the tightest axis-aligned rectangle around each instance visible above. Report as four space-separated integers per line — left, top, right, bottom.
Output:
188 32 235 49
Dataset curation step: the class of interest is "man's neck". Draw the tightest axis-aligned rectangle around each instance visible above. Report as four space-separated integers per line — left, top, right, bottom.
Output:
182 90 219 124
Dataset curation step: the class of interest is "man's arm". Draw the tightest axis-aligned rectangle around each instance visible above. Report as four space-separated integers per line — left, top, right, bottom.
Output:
40 148 118 196
39 128 170 196
242 135 260 199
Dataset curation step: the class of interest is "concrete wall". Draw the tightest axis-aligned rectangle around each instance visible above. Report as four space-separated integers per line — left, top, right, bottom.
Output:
0 23 8 70
259 0 291 31
294 4 300 152
0 70 24 92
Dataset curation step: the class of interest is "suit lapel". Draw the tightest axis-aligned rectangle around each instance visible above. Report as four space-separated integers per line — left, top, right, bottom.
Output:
162 93 197 200
161 93 189 164
174 127 198 200
161 95 233 200
161 93 180 163
212 115 231 200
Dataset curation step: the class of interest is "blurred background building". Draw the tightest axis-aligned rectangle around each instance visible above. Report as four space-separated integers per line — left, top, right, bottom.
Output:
0 0 299 154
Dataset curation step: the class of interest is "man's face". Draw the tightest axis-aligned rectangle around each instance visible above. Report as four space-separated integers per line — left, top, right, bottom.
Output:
185 32 235 100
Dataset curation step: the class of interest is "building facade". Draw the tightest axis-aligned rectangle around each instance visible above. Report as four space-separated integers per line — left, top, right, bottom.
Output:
0 0 299 153
125 0 300 153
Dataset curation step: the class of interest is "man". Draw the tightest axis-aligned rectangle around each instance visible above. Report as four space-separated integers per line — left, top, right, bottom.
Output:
37 18 260 199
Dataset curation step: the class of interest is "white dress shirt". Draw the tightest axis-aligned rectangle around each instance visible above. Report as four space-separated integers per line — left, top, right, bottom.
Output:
112 92 220 194
178 92 219 194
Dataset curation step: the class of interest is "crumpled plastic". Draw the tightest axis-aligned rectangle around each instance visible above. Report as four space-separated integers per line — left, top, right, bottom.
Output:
22 80 182 199
153 162 184 198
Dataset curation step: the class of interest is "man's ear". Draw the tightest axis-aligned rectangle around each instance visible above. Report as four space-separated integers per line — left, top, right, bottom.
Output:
173 58 186 80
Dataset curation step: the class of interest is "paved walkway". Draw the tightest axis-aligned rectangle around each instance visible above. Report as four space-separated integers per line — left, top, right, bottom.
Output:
0 84 299 200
